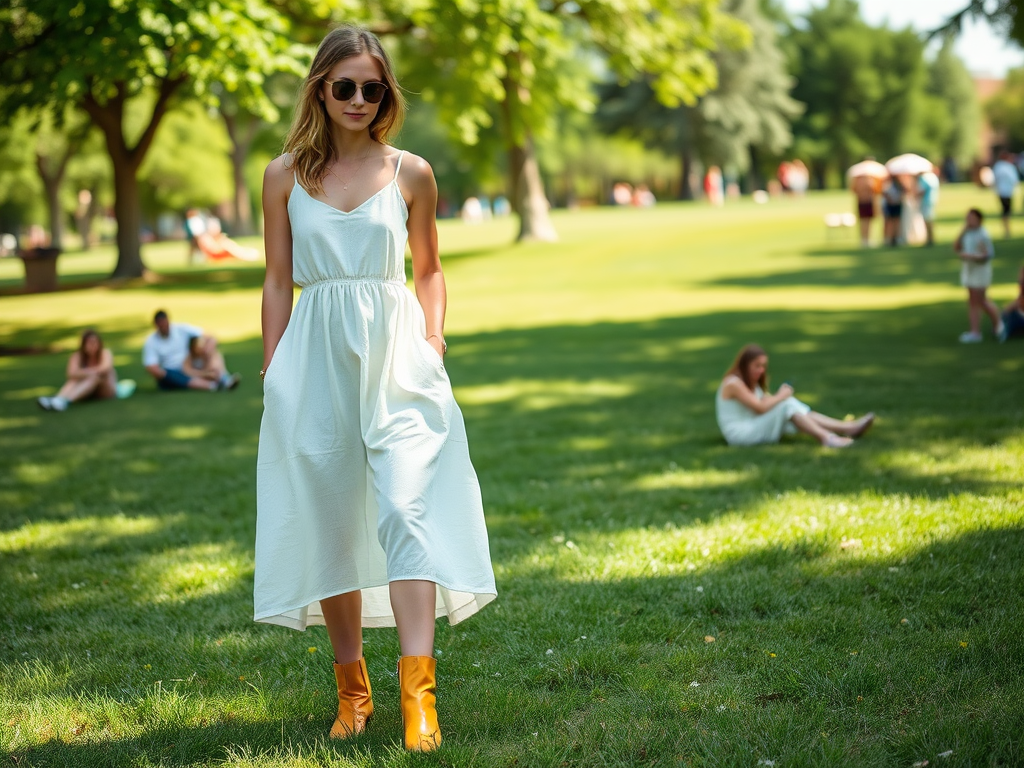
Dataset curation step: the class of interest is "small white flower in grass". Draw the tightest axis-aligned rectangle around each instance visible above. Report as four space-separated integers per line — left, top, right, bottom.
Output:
938 751 953 759
532 732 538 737
689 681 700 687
758 760 775 766
888 567 900 572
472 662 481 667
716 704 726 712
911 761 929 767
696 586 704 593
493 672 501 677
546 649 554 655
565 541 576 549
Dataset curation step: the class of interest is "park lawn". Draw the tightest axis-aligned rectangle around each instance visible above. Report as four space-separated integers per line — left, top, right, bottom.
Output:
1 184 1022 767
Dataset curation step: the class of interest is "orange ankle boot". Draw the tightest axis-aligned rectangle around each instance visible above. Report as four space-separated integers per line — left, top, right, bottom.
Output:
330 657 373 738
398 655 441 751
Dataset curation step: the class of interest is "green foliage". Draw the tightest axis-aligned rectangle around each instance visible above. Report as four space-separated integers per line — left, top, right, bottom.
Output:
138 103 233 216
926 38 980 166
987 67 1024 149
597 0 798 182
787 0 949 183
0 0 300 121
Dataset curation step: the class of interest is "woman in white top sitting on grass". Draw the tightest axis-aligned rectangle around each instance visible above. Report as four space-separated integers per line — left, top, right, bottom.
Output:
37 329 135 411
715 344 874 448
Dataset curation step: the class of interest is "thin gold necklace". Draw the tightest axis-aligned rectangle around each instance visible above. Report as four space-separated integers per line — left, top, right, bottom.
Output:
327 150 376 193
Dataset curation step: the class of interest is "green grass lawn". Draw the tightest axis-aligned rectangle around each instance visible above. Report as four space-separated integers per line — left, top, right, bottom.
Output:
1 185 1022 767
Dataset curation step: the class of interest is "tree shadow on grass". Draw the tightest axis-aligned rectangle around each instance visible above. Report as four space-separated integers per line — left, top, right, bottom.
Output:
2 301 1021 538
5 524 1023 767
698 238 1024 290
2 296 1022 763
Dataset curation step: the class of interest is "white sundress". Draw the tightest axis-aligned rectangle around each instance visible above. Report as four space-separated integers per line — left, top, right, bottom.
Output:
715 376 811 446
255 151 497 630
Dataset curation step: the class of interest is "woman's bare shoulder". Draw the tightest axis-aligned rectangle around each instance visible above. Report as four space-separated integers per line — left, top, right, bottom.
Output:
265 154 295 181
396 151 435 185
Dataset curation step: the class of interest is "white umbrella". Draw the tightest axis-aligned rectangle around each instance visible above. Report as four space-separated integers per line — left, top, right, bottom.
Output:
846 160 888 180
886 154 933 176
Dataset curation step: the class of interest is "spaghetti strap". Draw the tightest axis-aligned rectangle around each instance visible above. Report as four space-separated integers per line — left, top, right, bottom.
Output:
393 150 405 180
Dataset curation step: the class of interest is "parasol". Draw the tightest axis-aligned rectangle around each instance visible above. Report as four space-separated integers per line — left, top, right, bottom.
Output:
846 160 888 180
886 154 933 176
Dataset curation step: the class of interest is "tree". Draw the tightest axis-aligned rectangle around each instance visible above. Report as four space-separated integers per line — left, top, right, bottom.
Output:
598 0 798 197
941 2 1024 46
787 0 930 186
925 38 980 167
393 0 738 241
986 68 1024 149
0 0 299 277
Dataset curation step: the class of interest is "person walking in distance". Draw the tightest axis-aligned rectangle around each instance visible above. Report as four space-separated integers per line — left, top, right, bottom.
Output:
954 208 1004 343
256 26 496 752
992 151 1019 238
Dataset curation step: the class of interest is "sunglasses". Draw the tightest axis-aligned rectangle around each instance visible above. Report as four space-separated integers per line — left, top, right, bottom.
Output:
322 78 389 104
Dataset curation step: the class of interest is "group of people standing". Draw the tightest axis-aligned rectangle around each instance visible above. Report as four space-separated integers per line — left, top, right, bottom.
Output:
853 163 939 249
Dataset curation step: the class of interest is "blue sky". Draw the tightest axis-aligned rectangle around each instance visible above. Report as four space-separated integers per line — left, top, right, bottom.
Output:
781 0 1024 77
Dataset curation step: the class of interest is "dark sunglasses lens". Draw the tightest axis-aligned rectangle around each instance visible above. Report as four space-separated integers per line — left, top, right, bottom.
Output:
331 80 357 101
363 83 387 103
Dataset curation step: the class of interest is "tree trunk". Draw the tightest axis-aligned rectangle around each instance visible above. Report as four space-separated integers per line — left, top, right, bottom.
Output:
82 76 185 278
679 146 696 200
510 134 558 242
110 158 145 278
35 151 72 250
501 54 557 242
221 109 258 236
40 173 64 250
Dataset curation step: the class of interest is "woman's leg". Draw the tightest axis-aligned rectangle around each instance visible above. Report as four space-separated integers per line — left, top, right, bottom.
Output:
791 412 852 447
95 370 118 400
390 580 436 657
808 411 874 436
320 590 364 664
57 372 102 403
978 289 1002 331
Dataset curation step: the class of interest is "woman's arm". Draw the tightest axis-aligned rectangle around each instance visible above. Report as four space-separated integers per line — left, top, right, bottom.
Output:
261 156 295 373
721 377 793 415
402 153 446 359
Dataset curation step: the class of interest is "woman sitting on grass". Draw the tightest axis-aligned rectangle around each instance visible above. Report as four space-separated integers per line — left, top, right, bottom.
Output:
715 344 873 448
37 329 135 412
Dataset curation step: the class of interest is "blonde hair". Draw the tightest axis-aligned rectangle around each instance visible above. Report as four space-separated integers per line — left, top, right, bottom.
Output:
283 26 406 193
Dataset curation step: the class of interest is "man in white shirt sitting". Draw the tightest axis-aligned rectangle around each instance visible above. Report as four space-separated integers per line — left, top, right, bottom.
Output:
142 309 240 392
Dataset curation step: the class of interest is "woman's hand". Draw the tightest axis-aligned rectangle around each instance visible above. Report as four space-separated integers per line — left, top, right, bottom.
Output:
427 334 445 359
776 383 794 400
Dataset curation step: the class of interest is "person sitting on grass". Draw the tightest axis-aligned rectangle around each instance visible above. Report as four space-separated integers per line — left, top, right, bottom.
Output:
715 344 875 449
954 208 1004 344
998 264 1024 342
183 334 234 385
37 329 136 412
142 309 240 392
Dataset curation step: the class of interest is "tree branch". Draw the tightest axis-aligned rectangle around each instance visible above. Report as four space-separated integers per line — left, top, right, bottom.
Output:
128 73 188 166
0 21 59 66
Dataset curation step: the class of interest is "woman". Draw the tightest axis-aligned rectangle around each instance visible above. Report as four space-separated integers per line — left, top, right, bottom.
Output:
715 344 874 448
256 26 496 752
37 329 135 411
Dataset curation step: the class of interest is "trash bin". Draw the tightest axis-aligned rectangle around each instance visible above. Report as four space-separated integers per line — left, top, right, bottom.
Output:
18 247 61 292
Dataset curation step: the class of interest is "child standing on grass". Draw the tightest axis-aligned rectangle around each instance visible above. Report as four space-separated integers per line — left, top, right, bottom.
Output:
954 208 1004 344
256 25 496 752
